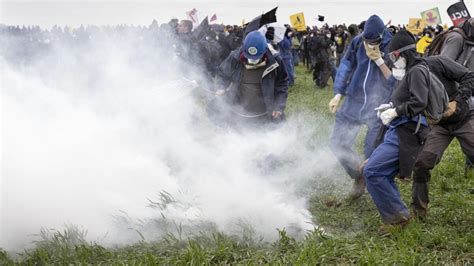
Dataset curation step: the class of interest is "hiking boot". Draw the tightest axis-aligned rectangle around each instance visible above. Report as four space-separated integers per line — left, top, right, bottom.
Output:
378 216 411 237
348 175 365 200
412 207 427 221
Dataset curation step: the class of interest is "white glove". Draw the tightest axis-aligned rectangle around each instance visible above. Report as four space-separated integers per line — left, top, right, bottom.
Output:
380 108 398 125
374 102 393 118
329 94 342 114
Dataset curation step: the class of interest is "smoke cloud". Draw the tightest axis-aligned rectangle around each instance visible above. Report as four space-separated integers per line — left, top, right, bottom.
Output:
1 27 340 251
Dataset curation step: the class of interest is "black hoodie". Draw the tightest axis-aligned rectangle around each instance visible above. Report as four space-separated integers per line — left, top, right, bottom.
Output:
391 55 474 125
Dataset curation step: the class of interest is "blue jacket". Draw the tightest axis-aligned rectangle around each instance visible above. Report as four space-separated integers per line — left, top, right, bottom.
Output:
217 45 289 114
333 16 393 121
278 36 293 60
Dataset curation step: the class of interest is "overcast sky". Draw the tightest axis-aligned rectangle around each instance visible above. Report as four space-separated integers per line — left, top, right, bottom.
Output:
0 0 471 29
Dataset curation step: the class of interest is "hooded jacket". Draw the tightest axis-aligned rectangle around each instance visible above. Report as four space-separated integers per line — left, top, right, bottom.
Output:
278 36 293 60
217 44 289 115
391 55 474 126
333 15 393 121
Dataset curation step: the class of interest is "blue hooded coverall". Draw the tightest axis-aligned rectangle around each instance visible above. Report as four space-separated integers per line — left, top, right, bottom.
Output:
330 15 393 179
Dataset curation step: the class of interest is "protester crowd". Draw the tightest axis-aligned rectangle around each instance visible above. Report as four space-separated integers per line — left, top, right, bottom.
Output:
1 12 473 236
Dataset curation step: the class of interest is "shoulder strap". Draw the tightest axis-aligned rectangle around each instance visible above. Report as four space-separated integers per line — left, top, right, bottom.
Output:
417 63 431 89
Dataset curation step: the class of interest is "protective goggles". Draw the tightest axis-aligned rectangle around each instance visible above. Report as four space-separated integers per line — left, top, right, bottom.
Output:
388 44 416 63
362 35 382 45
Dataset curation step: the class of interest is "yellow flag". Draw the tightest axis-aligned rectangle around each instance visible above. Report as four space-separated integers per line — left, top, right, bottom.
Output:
407 18 426 35
290 12 306 31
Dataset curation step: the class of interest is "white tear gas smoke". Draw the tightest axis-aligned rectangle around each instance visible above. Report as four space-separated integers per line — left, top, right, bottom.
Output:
0 26 339 251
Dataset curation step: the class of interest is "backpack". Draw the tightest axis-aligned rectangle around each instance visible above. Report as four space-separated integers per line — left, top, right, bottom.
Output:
425 28 470 60
417 64 449 124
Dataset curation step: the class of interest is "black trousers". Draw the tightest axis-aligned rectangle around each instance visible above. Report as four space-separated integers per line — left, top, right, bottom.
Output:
412 112 474 215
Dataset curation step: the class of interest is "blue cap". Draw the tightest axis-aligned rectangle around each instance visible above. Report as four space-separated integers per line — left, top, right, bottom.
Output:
242 31 267 60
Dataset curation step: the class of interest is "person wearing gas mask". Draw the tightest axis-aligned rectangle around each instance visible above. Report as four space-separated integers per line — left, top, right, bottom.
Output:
328 15 393 200
439 18 474 177
362 30 474 235
214 30 289 124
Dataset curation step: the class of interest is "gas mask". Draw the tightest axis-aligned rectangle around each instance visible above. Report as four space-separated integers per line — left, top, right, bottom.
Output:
363 32 383 49
392 57 407 80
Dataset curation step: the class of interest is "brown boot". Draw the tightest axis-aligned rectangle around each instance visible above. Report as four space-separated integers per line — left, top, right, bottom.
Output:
378 216 411 237
348 175 366 200
411 182 429 221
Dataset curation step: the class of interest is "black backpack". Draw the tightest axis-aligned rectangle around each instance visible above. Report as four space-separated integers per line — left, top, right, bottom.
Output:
417 64 449 124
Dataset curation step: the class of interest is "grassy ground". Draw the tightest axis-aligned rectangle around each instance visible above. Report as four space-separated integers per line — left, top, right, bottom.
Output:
2 65 473 264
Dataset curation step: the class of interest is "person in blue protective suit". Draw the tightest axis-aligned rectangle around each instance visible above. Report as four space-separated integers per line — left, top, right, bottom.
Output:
279 27 295 86
214 30 289 125
328 15 393 199
363 30 474 236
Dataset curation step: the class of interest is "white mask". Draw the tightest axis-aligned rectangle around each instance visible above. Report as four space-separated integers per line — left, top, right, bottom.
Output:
392 57 407 80
392 68 406 80
393 56 407 69
247 58 261 65
326 34 331 38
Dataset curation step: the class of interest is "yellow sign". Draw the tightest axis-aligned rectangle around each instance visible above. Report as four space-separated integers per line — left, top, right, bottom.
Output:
407 18 426 35
290 12 307 31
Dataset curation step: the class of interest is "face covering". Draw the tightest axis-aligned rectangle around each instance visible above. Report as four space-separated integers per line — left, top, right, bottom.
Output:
392 68 406 80
326 34 331 38
393 56 407 69
245 58 266 69
392 57 407 80
247 58 261 65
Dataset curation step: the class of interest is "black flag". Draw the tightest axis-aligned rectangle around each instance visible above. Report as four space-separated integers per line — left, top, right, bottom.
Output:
244 7 278 37
447 1 471 26
191 16 210 41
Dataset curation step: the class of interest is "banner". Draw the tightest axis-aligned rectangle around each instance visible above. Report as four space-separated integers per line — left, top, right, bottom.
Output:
447 1 471 26
407 18 426 35
421 7 442 26
210 14 217 23
290 12 306 31
186 8 198 24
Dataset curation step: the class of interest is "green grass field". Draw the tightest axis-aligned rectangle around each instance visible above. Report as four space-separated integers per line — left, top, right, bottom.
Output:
1 65 473 264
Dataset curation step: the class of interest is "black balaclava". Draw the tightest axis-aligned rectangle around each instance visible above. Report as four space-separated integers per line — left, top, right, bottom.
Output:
388 29 419 68
461 18 474 41
401 49 420 69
